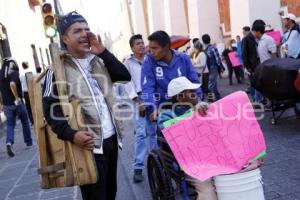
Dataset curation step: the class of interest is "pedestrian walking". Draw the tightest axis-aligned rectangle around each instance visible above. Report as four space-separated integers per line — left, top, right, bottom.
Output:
252 20 277 63
241 26 260 99
0 57 33 157
123 34 157 183
202 34 224 101
192 41 209 99
236 35 245 80
222 39 242 85
252 20 277 109
20 61 34 125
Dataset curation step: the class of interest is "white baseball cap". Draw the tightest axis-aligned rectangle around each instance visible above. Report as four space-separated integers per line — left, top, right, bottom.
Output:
282 13 296 21
167 76 201 97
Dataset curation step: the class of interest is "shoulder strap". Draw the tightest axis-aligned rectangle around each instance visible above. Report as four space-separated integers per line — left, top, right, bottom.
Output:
287 24 300 41
286 30 293 41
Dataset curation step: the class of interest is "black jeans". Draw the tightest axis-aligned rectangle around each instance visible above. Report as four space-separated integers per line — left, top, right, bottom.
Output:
228 65 241 83
201 73 209 96
23 91 33 124
80 134 118 200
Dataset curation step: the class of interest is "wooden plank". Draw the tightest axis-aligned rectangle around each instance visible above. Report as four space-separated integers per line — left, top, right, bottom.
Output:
38 162 65 174
50 43 77 186
45 126 65 188
45 126 64 161
28 71 66 188
26 72 50 188
35 69 47 83
50 43 97 186
71 99 98 185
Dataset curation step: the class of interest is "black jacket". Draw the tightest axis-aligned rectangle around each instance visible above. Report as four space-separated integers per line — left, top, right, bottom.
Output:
42 49 131 142
242 33 260 73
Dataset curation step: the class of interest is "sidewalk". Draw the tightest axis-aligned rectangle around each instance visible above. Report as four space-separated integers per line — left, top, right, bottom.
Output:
0 122 136 200
0 112 6 138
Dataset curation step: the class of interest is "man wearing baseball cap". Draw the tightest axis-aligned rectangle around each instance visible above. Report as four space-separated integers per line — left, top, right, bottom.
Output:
282 13 300 59
157 77 216 200
42 11 131 200
158 76 209 130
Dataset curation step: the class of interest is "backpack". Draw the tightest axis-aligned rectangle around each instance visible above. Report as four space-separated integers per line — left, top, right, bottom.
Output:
205 45 217 72
205 45 224 73
0 58 19 80
294 24 300 34
252 58 300 100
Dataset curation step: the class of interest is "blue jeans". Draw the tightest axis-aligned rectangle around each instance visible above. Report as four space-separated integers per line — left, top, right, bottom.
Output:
248 74 265 104
3 104 32 145
254 90 265 104
208 70 221 100
133 105 157 170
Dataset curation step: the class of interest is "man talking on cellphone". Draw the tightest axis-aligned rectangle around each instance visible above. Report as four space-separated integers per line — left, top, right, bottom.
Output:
42 12 131 200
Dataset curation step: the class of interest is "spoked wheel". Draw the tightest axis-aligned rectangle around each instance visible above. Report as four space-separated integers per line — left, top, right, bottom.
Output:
147 151 175 200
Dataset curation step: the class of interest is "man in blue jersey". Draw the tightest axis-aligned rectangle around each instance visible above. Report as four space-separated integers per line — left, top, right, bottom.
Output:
141 30 202 122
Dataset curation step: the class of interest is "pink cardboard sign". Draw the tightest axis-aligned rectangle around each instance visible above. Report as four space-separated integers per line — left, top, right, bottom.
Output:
228 51 242 67
162 91 266 181
266 31 281 45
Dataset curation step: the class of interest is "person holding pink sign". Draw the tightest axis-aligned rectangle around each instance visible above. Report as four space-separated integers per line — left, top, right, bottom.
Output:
157 77 216 200
222 39 242 85
157 76 265 199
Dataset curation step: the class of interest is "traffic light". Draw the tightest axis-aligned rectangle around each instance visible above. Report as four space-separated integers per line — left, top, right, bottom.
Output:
41 3 57 38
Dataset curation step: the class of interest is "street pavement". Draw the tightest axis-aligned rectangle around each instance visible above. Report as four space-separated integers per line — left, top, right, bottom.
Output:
0 77 299 200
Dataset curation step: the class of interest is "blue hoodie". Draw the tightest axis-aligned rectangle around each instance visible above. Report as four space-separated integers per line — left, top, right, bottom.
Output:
158 105 192 130
141 49 202 113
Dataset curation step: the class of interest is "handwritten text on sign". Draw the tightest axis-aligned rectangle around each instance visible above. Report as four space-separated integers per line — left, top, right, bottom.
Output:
162 91 266 181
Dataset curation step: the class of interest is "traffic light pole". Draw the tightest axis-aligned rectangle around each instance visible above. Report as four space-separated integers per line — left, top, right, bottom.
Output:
52 0 65 49
53 0 62 15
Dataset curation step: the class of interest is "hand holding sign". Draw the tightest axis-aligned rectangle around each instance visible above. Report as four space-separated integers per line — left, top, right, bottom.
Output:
228 51 242 67
162 91 266 181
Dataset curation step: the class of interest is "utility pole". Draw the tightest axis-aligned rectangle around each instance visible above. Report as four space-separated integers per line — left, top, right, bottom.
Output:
39 47 45 70
46 48 50 66
53 0 65 49
53 0 64 15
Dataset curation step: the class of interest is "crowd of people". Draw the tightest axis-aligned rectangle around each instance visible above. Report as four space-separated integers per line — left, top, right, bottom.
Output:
0 10 300 200
186 14 300 111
